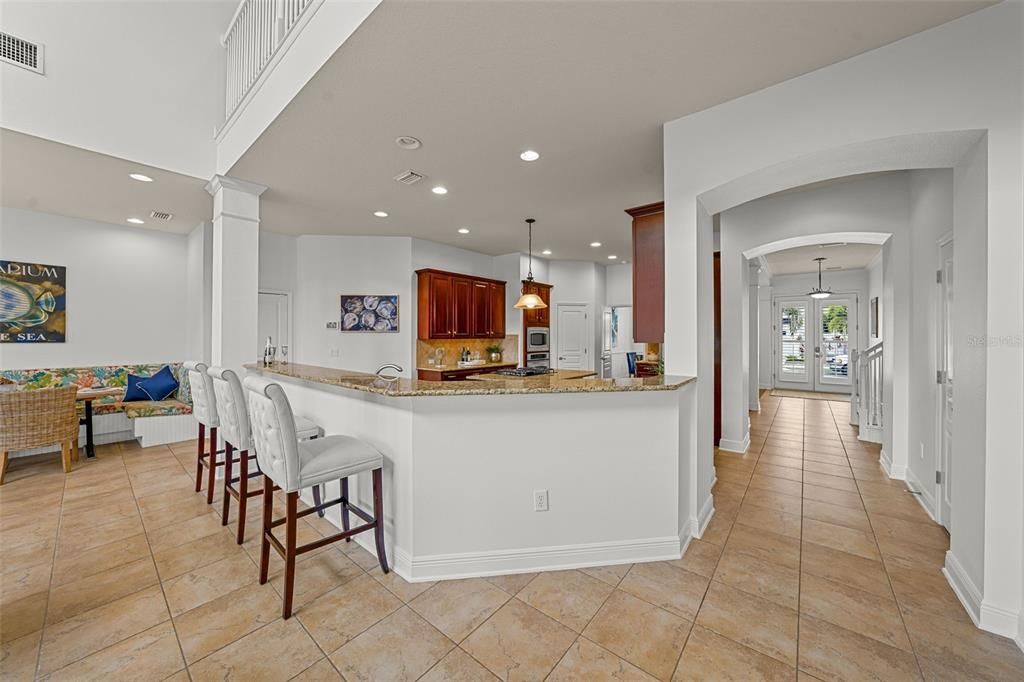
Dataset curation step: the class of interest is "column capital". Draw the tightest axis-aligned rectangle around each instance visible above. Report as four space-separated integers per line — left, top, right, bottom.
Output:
205 174 267 198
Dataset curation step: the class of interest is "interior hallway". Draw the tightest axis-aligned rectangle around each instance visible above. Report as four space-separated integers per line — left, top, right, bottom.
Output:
2 398 1024 680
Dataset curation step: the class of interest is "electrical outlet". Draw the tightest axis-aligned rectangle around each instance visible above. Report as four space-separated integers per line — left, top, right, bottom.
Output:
329 348 339 358
533 489 549 512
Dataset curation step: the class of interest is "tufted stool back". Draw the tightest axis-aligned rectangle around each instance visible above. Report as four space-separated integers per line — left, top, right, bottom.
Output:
208 367 250 450
243 376 301 492
184 361 219 428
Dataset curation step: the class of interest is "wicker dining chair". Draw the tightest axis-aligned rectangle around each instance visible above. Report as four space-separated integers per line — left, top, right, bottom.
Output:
0 385 80 485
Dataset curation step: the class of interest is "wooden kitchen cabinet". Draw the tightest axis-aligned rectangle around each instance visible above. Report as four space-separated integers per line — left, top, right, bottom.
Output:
521 281 552 326
417 364 516 381
417 269 506 340
626 201 665 343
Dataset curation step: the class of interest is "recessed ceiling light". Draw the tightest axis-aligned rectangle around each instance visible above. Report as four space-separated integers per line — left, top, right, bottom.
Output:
520 150 540 162
127 217 145 224
541 249 552 255
590 241 602 248
395 136 422 150
373 211 389 218
129 173 153 182
431 186 448 195
607 255 618 260
457 228 470 234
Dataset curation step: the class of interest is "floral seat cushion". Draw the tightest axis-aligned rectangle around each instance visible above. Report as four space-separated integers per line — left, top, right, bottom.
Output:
1 363 192 419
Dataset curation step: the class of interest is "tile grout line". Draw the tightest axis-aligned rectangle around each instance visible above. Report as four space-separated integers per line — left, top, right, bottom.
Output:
30 447 69 682
794 397 807 676
827 399 929 678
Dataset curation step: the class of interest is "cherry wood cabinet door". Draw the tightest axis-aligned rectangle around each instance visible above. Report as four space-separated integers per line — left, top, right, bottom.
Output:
628 203 665 343
472 280 491 337
489 282 505 337
428 274 453 338
451 277 473 338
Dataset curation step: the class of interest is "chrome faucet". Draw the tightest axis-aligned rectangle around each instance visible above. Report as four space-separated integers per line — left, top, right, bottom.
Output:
375 364 404 379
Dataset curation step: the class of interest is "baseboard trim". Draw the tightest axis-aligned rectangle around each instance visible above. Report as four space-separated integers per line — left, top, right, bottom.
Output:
858 425 883 444
943 551 983 626
879 449 906 479
904 468 937 522
403 535 683 582
697 493 715 537
134 414 196 447
979 600 1022 640
718 434 751 454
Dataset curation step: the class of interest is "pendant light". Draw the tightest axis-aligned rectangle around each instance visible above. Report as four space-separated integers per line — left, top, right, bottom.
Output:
808 257 832 299
514 218 548 310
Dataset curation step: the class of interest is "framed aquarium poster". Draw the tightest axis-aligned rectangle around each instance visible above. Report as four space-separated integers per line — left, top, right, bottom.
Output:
0 260 66 343
340 295 399 332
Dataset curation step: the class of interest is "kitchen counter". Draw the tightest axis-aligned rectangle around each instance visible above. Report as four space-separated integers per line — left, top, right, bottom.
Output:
467 369 596 382
247 362 693 397
242 361 697 583
416 361 513 373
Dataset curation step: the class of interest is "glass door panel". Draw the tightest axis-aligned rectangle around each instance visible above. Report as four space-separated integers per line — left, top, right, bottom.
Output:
777 299 809 385
818 299 851 387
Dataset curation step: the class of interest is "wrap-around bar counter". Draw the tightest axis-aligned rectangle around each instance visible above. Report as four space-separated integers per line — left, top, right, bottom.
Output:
246 362 697 582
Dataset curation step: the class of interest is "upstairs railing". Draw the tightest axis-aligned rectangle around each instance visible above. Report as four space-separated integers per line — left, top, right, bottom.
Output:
222 0 315 120
859 343 884 434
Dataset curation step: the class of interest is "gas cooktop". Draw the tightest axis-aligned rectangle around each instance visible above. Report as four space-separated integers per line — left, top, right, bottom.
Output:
494 367 553 377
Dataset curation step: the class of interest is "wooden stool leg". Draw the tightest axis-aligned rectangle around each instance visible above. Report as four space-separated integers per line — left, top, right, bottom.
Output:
236 449 249 545
282 491 298 619
221 443 233 525
60 440 72 474
73 439 80 462
0 450 9 485
311 485 325 518
194 423 205 493
372 468 389 573
206 427 218 504
340 477 351 541
259 475 273 584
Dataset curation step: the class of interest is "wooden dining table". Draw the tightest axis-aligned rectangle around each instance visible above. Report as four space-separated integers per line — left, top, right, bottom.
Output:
76 388 122 458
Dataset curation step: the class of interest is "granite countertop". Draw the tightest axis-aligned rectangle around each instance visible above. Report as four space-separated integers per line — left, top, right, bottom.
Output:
245 363 695 397
467 369 596 382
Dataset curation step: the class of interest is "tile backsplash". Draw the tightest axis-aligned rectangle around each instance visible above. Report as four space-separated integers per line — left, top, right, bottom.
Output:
417 335 519 368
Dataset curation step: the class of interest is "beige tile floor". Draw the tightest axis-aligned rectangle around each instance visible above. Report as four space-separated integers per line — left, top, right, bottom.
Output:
2 397 1024 680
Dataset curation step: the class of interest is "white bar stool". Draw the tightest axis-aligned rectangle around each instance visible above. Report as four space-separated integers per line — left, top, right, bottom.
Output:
208 367 322 543
185 361 222 504
244 375 389 619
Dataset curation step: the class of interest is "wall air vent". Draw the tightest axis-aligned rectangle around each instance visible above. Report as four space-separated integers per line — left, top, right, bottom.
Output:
0 31 44 74
150 210 174 221
393 169 425 185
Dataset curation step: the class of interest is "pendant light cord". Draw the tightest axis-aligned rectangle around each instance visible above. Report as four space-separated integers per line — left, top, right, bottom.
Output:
526 218 536 282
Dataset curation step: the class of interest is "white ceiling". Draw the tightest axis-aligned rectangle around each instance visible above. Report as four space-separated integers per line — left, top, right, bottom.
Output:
763 243 883 276
228 0 992 262
0 130 212 234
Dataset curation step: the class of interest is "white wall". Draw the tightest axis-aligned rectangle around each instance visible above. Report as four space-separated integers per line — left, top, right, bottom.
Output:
905 170 954 519
186 222 213 363
0 1 233 179
258 231 298 293
0 208 189 369
663 2 1022 637
606 262 632 307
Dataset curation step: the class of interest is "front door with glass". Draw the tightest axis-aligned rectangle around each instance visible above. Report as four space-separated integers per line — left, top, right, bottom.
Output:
775 295 856 393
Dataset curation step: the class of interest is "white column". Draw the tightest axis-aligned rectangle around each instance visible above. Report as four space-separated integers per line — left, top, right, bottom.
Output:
205 175 267 371
748 263 761 412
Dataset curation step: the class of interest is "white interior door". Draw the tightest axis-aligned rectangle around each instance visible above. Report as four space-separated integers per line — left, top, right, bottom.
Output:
816 297 855 393
937 238 953 529
775 297 811 389
556 304 589 369
257 291 290 359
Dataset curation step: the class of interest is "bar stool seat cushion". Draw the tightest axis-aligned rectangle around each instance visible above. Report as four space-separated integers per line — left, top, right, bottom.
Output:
296 435 383 489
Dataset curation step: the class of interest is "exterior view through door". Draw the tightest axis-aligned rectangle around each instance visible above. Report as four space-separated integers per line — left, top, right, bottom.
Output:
775 296 856 394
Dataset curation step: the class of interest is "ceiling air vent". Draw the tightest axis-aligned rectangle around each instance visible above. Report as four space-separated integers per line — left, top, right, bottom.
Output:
0 31 44 74
393 169 424 185
150 210 174 222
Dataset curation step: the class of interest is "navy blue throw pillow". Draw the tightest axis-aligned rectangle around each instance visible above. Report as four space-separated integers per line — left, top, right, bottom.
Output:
123 366 179 402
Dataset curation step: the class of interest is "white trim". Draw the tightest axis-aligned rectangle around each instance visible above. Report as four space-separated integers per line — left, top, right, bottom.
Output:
205 174 268 197
134 414 196 448
743 231 891 260
858 424 883 444
718 433 750 454
397 535 683 582
879 449 906 479
979 601 1022 639
904 467 938 522
943 550 983 625
697 493 715 537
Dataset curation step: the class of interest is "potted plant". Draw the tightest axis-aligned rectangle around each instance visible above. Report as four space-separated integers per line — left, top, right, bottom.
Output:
485 344 503 363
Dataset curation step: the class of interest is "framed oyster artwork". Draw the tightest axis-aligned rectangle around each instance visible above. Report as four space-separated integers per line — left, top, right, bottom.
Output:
340 295 399 332
1 260 66 343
